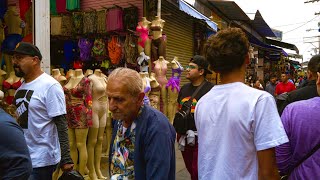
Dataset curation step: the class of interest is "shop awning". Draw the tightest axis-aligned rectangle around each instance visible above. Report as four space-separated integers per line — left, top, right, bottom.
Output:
179 0 218 31
251 11 276 37
247 33 288 56
208 0 251 22
266 38 299 54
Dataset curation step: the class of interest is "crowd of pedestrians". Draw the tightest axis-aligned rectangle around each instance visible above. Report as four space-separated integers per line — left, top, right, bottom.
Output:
1 28 319 180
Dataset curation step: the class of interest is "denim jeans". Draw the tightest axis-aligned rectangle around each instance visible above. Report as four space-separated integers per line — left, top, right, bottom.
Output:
29 164 57 180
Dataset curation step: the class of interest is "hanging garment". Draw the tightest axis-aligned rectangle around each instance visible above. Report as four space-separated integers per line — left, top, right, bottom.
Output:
136 24 149 48
50 16 62 35
97 10 106 33
56 0 67 14
106 8 123 32
64 77 93 128
83 11 97 34
19 0 32 21
50 39 65 66
63 40 77 70
61 15 73 36
123 6 138 32
66 0 80 11
108 36 122 65
92 38 106 58
0 0 7 19
24 7 32 36
124 34 138 64
50 0 58 15
78 38 93 61
72 12 83 34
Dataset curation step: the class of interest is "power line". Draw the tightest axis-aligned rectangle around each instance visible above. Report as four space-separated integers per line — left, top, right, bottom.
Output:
284 15 320 34
273 18 320 28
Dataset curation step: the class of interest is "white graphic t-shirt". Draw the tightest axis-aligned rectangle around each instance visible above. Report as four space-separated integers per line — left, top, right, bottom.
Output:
195 82 289 179
14 73 66 168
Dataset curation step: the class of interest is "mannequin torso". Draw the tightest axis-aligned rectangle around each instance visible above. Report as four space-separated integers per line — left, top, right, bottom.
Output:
4 6 23 35
149 72 161 110
151 16 165 40
153 56 169 86
85 69 93 77
52 68 67 85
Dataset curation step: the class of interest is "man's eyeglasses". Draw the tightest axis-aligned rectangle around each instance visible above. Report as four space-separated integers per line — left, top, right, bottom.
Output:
185 65 197 70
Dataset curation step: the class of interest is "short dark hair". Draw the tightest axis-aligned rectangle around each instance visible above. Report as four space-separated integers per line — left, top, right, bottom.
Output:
270 74 277 79
190 55 212 76
205 27 249 74
308 54 320 74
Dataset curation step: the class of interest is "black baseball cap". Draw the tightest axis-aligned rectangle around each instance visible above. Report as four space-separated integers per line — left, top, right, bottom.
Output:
190 55 213 74
6 42 42 60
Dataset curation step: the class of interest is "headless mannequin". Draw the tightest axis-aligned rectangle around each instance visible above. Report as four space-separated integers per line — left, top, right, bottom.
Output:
140 72 151 105
137 17 151 57
64 69 88 176
52 68 67 86
153 56 169 116
151 16 166 60
85 69 93 76
167 57 183 124
87 69 108 180
4 5 23 35
3 72 22 117
3 6 23 74
0 69 7 90
149 72 161 110
66 69 75 80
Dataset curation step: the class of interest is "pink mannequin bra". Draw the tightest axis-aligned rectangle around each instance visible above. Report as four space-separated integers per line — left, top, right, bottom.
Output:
136 24 149 48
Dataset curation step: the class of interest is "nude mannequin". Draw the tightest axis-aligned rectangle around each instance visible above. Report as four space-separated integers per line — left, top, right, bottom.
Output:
149 72 161 110
52 68 67 86
66 69 75 80
153 56 169 116
87 69 108 180
85 69 93 76
0 69 7 90
64 69 89 176
167 57 183 124
4 5 23 35
151 16 165 40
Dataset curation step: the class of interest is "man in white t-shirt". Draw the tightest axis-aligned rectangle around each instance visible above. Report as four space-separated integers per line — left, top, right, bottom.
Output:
195 28 289 179
7 42 74 180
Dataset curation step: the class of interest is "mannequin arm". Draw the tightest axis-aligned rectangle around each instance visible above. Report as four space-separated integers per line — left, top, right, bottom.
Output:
53 115 74 170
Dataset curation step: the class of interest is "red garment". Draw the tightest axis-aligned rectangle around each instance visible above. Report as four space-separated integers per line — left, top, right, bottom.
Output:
5 96 14 105
177 134 198 180
275 81 296 95
106 8 123 32
3 80 22 90
19 0 32 20
56 0 67 14
22 33 33 43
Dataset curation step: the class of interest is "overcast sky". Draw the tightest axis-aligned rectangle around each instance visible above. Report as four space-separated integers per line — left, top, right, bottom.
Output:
233 0 320 62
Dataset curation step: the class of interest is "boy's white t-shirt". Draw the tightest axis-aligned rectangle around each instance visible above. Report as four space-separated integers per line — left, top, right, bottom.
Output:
14 73 66 168
195 82 288 179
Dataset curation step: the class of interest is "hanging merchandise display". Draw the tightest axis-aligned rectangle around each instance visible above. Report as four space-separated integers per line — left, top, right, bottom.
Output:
83 11 97 34
108 36 122 65
50 16 62 36
72 12 83 34
0 0 7 20
96 10 106 33
66 0 80 11
19 0 31 20
61 15 73 36
78 38 93 61
124 34 138 64
123 6 139 32
106 7 124 32
56 0 68 14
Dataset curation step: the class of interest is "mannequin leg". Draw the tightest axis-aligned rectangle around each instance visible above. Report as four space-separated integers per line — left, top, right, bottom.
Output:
95 127 106 179
144 39 151 57
168 88 178 124
105 115 112 156
4 54 13 74
87 127 99 180
75 128 89 176
68 128 78 171
161 86 168 117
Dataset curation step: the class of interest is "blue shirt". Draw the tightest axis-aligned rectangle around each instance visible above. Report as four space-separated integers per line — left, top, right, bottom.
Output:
109 105 176 180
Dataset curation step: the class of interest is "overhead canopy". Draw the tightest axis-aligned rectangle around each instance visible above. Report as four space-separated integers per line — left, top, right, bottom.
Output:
179 0 218 31
266 38 299 54
247 33 288 56
251 11 276 37
208 0 251 21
